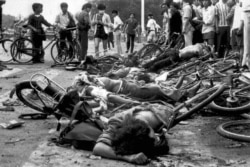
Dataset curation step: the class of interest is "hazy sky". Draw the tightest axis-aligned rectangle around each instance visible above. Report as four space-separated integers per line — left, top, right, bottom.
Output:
3 0 88 22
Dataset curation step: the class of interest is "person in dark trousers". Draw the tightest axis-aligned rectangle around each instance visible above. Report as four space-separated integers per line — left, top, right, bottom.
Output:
169 2 182 36
27 3 53 63
77 3 92 62
107 28 114 50
124 13 138 53
55 2 75 59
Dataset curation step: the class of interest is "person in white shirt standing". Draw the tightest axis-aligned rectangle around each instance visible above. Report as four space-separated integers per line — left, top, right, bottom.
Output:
146 13 158 43
231 0 243 58
182 0 194 47
202 0 216 46
112 10 123 55
241 0 250 69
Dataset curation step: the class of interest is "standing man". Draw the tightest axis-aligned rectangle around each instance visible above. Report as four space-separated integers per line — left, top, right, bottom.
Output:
112 10 123 55
92 4 112 57
55 2 75 59
215 0 230 57
124 13 138 54
146 14 158 43
241 0 250 69
76 3 92 62
182 0 194 47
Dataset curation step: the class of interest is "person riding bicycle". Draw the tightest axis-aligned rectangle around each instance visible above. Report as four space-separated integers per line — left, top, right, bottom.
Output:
72 72 201 104
93 102 173 165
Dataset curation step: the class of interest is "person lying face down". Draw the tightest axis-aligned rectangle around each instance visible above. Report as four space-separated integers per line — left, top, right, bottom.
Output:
72 72 201 104
125 43 212 72
142 43 212 72
93 103 173 165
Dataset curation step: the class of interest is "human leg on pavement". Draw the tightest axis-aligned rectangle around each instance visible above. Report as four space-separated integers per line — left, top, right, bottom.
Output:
95 37 101 58
79 30 88 61
130 34 135 53
184 30 193 47
126 33 131 53
114 32 122 55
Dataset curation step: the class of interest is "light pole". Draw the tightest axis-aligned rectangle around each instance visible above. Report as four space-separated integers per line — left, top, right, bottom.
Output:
141 0 145 32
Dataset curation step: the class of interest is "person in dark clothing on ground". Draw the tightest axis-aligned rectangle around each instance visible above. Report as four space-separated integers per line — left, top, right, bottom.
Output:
77 3 92 62
124 13 138 53
27 3 53 63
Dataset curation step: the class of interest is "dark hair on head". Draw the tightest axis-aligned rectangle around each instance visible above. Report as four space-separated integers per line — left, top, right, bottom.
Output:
82 3 92 10
60 2 68 8
148 13 153 17
112 115 155 157
112 10 118 14
170 2 180 10
32 3 43 12
203 0 212 6
97 3 106 10
129 13 135 17
124 52 139 67
137 73 151 83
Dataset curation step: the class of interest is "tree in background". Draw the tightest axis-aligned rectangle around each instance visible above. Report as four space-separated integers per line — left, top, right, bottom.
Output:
90 0 163 28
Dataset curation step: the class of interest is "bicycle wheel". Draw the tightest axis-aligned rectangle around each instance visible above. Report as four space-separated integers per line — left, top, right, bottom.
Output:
15 81 62 113
172 84 226 127
208 85 250 114
12 38 33 63
217 120 250 142
0 39 13 62
51 40 75 64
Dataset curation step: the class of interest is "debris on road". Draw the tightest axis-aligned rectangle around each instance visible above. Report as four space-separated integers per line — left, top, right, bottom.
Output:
0 106 15 112
86 154 102 160
5 138 25 144
0 120 25 129
2 99 22 106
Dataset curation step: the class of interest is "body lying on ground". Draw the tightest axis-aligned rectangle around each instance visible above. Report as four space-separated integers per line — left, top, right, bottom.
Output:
72 72 200 104
93 103 173 165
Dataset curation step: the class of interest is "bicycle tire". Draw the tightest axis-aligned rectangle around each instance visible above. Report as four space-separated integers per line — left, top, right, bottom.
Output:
11 38 33 63
51 40 75 64
172 84 227 126
16 81 62 113
0 39 13 62
208 86 250 114
216 120 250 142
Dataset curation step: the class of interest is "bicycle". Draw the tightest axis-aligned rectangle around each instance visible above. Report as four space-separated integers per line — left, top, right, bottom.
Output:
10 26 76 64
0 28 14 62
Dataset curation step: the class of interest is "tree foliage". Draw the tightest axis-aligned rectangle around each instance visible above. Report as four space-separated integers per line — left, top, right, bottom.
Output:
90 0 163 26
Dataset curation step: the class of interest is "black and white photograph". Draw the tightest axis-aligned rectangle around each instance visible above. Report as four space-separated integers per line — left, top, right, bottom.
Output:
0 0 250 166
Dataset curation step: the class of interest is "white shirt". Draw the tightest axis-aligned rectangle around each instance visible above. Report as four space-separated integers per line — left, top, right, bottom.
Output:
232 3 243 31
113 15 123 32
55 12 70 29
147 18 157 31
202 6 215 34
241 0 250 12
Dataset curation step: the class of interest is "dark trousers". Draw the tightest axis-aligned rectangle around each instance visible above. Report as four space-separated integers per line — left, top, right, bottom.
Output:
60 30 73 57
107 32 114 49
216 26 230 57
78 30 88 61
126 33 135 53
31 33 44 61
